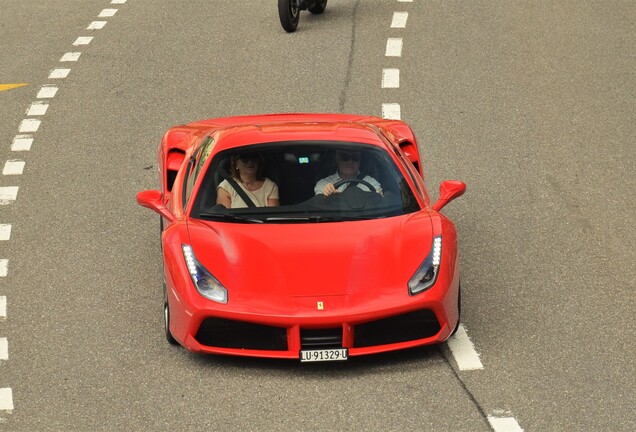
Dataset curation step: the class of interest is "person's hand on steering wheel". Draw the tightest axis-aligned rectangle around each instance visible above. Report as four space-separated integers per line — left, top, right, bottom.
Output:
322 182 338 197
323 178 381 197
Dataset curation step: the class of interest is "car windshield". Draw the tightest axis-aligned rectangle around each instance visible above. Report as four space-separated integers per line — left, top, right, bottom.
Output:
190 141 420 223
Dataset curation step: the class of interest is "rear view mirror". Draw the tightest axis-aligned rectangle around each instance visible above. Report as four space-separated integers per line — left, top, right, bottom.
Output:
432 180 466 212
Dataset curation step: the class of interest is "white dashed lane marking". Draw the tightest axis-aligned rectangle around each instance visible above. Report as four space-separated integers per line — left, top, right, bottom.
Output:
385 38 403 57
0 225 11 241
0 338 7 360
1 0 129 417
0 388 13 411
0 188 19 205
381 68 400 88
73 36 93 46
3 161 25 176
18 119 40 133
11 135 33 151
99 9 118 17
26 102 49 116
37 85 58 99
48 68 71 79
87 21 107 30
391 12 408 28
488 416 525 432
382 103 401 120
60 52 81 62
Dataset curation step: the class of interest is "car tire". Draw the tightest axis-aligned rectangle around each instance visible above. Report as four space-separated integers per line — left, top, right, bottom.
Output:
278 0 300 33
159 216 164 251
450 283 461 336
163 278 179 345
309 0 327 14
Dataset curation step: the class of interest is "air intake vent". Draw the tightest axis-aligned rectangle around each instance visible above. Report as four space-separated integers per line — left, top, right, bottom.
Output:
300 327 343 349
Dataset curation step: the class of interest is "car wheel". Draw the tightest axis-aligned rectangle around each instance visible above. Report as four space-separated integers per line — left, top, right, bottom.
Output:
159 216 164 251
450 283 461 336
309 0 327 14
278 0 300 33
163 278 179 345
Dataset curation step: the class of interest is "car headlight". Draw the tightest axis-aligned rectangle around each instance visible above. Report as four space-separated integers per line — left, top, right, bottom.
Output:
408 236 442 295
182 244 228 304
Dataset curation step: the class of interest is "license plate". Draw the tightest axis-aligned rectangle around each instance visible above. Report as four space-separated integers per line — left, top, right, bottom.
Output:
299 348 348 363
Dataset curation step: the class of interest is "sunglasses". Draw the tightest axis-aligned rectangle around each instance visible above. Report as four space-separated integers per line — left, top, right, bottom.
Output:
337 152 361 162
237 155 257 163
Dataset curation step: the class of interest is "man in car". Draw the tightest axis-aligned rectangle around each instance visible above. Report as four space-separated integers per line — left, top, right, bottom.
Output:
315 150 383 196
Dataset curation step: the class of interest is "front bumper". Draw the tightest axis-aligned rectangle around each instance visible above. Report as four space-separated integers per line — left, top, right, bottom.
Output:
167 280 459 360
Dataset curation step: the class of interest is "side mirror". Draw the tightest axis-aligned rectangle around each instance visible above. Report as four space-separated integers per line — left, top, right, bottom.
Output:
432 180 466 212
136 190 175 222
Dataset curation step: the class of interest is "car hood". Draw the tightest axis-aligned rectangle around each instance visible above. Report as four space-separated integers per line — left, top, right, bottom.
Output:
186 213 434 313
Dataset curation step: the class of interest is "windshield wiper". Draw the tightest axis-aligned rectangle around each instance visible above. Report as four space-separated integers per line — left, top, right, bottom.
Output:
265 215 364 223
198 213 264 223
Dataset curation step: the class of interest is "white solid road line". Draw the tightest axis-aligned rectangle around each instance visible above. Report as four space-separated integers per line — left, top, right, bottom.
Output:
446 324 484 370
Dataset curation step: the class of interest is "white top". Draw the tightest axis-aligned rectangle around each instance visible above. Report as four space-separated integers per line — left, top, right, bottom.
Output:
314 171 382 195
218 178 279 208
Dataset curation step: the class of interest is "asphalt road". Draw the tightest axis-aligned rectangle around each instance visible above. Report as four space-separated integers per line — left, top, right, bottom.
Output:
1 0 634 431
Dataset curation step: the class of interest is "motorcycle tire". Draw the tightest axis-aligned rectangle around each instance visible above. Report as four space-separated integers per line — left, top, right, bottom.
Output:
278 0 300 33
309 0 328 14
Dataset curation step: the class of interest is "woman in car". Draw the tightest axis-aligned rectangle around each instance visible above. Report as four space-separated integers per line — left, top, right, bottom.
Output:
217 154 280 208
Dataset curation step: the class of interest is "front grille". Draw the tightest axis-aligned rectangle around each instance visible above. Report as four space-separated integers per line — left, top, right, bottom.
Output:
300 327 343 349
195 318 288 351
353 309 440 348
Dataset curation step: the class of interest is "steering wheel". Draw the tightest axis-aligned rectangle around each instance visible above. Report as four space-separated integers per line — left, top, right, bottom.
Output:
332 178 377 193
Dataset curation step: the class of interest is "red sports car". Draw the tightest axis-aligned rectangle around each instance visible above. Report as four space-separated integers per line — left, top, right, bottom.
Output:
137 113 466 362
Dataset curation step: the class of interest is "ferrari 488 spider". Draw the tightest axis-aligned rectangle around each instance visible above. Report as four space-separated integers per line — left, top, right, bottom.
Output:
137 113 466 362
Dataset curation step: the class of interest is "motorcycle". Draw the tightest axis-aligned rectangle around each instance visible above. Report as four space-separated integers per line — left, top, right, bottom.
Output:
278 0 328 33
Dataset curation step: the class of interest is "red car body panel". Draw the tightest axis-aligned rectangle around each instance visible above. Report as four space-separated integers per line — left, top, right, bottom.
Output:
139 113 464 360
